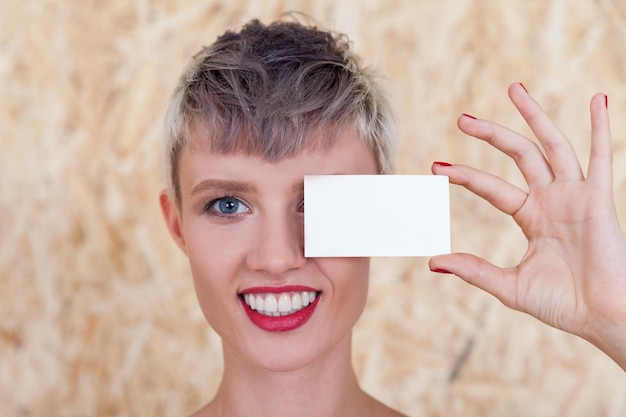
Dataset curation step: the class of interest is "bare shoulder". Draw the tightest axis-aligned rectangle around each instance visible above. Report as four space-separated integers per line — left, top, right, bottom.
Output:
186 395 406 417
372 403 407 417
362 394 407 417
372 406 406 417
187 402 213 417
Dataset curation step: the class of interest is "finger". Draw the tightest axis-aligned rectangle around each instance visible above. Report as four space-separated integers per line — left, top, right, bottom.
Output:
508 82 584 181
432 162 527 216
587 93 613 189
429 253 517 309
457 113 554 188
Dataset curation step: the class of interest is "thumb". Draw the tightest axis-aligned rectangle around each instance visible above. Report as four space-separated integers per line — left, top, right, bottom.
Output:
429 253 516 308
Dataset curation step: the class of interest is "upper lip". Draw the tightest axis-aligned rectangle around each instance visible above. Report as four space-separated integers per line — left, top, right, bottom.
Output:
239 285 319 295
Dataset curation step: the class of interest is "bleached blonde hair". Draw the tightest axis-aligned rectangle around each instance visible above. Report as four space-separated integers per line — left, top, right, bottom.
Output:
163 17 397 201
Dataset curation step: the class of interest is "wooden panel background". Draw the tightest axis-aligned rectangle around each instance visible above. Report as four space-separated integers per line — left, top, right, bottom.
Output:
2 1 626 416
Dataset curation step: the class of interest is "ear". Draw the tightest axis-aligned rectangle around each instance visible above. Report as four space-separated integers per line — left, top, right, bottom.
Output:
159 189 188 255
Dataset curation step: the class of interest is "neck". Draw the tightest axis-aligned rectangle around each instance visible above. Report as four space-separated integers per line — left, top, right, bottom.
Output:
200 332 373 417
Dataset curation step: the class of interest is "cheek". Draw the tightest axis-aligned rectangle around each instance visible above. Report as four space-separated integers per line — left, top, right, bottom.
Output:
183 224 247 319
319 257 371 313
184 221 247 276
349 259 371 309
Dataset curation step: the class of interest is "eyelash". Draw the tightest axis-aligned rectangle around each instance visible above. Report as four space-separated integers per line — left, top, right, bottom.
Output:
201 195 305 217
202 195 251 218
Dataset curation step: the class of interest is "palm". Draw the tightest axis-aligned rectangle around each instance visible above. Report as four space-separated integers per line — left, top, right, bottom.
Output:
514 182 601 328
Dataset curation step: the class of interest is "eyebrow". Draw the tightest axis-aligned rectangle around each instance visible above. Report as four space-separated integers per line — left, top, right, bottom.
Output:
190 179 257 196
190 177 307 198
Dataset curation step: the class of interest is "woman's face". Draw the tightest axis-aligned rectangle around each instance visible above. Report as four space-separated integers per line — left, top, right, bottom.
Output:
161 130 378 371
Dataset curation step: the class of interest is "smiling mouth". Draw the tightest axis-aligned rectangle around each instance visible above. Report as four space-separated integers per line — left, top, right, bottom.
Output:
241 291 319 317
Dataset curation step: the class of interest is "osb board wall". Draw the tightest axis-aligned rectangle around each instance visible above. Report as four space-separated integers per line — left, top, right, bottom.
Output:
2 0 626 416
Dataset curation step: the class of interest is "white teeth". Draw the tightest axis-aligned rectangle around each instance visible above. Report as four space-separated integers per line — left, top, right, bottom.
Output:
278 293 291 313
264 294 278 313
291 292 302 310
243 291 318 317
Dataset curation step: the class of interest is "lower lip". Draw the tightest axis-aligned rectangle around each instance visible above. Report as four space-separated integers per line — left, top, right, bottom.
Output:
240 295 320 332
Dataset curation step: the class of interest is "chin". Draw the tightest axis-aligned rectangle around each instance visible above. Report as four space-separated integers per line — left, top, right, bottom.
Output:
228 329 353 374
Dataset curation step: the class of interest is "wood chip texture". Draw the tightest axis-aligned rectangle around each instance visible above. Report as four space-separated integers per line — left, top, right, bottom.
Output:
2 1 626 416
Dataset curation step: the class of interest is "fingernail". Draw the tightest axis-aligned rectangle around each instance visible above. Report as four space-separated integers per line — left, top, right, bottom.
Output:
433 161 453 167
462 113 477 119
519 82 528 93
430 267 453 274
605 94 608 109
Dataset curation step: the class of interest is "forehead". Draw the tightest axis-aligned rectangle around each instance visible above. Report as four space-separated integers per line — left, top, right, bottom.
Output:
178 129 378 194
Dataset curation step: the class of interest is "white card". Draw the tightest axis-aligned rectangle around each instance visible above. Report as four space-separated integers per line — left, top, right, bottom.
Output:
304 175 450 257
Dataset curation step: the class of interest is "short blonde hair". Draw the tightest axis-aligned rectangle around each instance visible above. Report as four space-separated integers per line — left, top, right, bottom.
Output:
163 17 397 201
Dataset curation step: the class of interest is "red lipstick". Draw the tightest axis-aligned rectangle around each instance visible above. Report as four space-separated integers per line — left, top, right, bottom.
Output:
239 286 320 332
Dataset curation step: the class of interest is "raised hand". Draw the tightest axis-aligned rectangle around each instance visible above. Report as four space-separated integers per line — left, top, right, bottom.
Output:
430 82 626 370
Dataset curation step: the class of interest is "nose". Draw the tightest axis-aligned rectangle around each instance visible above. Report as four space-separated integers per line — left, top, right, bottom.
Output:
245 212 306 275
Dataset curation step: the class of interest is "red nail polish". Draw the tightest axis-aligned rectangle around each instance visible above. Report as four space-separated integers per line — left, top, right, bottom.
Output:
605 94 608 109
519 82 528 93
462 113 477 119
433 161 453 167
430 267 453 274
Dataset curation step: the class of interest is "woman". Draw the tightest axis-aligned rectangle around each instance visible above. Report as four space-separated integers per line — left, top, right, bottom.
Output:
159 17 626 417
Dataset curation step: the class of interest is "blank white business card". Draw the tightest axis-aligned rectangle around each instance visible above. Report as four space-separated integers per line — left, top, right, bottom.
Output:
304 175 450 257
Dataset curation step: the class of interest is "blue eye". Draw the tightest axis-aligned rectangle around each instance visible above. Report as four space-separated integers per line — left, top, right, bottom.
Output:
208 197 250 216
